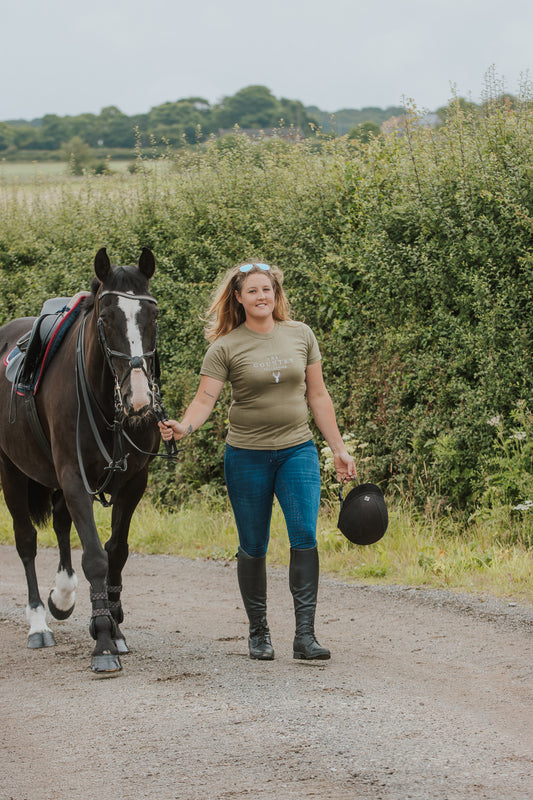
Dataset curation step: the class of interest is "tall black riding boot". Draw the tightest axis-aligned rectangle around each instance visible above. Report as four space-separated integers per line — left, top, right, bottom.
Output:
289 546 331 660
237 548 274 660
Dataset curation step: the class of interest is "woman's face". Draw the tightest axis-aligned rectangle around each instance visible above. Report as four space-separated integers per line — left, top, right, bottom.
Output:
235 272 275 321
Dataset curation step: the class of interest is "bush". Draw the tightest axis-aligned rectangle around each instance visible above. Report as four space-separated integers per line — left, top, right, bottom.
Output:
1 76 533 516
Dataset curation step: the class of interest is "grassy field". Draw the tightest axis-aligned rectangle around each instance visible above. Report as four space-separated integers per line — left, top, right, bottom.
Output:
0 159 135 181
1 494 531 604
0 161 67 179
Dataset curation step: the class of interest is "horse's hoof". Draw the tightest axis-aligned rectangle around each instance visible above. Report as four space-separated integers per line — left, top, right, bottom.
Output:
91 653 122 675
114 637 130 654
28 630 56 649
48 590 75 620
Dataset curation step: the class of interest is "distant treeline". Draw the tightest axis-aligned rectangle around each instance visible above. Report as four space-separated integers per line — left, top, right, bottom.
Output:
306 105 407 135
1 82 521 158
1 84 409 155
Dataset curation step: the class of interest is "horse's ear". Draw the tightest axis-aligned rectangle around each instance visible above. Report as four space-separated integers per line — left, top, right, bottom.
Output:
139 247 155 279
94 248 111 282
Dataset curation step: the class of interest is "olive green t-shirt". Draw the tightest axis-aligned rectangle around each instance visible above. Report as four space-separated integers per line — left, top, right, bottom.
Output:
200 321 321 449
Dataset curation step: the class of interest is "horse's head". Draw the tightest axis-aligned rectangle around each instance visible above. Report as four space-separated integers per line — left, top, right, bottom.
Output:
94 247 159 418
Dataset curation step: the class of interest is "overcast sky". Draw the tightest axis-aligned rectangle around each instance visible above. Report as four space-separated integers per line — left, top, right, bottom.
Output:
2 0 531 120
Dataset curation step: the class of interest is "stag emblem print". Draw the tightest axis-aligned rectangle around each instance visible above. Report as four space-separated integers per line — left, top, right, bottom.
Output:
253 353 294 384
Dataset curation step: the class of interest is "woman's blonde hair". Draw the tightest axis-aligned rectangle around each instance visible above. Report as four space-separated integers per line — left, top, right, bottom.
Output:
204 261 292 342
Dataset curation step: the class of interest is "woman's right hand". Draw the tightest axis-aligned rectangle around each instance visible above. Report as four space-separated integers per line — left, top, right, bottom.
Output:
158 419 188 442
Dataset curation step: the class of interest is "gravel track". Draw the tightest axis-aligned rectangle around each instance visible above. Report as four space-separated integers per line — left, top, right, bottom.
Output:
1 544 532 800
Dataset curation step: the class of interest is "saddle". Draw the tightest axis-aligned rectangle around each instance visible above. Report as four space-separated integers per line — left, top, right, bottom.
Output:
5 291 90 395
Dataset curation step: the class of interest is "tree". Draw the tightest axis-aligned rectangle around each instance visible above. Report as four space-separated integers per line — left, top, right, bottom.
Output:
180 97 211 113
10 123 47 150
279 98 318 134
70 113 100 146
60 136 92 174
216 85 281 129
348 121 381 143
0 122 14 151
147 100 215 144
97 106 136 148
40 114 73 149
435 97 480 125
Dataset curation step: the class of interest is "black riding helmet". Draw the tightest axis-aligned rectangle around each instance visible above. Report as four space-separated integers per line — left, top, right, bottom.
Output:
337 481 388 545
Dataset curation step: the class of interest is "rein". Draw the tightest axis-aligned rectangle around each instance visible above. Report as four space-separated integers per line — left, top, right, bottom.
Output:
75 290 179 507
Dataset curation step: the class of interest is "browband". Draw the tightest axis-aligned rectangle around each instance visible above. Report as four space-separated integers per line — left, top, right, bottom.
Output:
99 289 157 304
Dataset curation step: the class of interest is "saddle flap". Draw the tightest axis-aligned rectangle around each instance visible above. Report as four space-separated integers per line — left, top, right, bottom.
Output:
4 347 25 384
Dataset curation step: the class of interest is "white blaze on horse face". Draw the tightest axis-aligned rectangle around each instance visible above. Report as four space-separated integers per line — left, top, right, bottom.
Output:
118 295 152 411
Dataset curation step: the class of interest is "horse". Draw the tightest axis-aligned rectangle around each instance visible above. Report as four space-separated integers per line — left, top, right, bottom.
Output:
0 247 173 675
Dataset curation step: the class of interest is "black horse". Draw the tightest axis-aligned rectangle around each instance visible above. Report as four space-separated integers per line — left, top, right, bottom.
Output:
0 248 170 674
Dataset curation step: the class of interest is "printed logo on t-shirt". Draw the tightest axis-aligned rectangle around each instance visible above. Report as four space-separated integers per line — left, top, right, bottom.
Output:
252 353 294 384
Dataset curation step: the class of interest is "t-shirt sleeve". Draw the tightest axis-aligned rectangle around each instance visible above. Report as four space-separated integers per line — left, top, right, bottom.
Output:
306 325 322 365
200 341 230 382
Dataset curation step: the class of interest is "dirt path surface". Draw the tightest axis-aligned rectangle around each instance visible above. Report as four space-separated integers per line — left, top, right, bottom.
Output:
1 543 532 800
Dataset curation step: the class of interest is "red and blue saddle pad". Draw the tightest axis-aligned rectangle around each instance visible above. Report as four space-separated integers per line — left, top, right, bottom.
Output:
4 292 90 396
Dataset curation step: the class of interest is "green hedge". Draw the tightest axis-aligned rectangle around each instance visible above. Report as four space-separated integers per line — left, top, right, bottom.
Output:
1 92 532 514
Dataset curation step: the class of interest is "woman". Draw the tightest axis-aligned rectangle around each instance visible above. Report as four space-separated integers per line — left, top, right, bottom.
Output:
160 261 356 661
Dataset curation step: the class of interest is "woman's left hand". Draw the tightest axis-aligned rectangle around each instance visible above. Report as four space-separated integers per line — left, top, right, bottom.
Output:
333 451 357 484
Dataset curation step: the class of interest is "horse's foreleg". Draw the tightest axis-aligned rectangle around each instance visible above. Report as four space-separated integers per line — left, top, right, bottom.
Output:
0 457 55 648
83 537 122 675
61 479 121 675
24 555 56 648
105 468 149 654
48 490 78 620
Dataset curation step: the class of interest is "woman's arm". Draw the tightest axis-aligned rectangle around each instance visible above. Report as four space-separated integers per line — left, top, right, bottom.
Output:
305 361 357 482
159 375 225 442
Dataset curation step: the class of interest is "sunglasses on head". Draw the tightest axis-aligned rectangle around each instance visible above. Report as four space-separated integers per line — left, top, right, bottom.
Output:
239 263 271 273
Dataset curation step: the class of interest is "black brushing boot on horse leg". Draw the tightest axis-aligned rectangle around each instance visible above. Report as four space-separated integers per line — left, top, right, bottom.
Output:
290 546 331 660
89 581 121 674
237 547 275 660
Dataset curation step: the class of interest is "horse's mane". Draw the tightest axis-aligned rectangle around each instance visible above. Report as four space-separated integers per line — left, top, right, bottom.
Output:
83 278 100 313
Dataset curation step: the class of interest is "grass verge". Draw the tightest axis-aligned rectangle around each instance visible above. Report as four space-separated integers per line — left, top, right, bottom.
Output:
1 495 531 605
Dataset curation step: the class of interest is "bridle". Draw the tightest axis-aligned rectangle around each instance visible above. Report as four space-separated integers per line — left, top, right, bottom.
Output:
97 289 159 412
75 288 178 507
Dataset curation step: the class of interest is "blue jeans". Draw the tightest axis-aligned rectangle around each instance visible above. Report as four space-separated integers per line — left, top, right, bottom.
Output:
224 439 321 558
